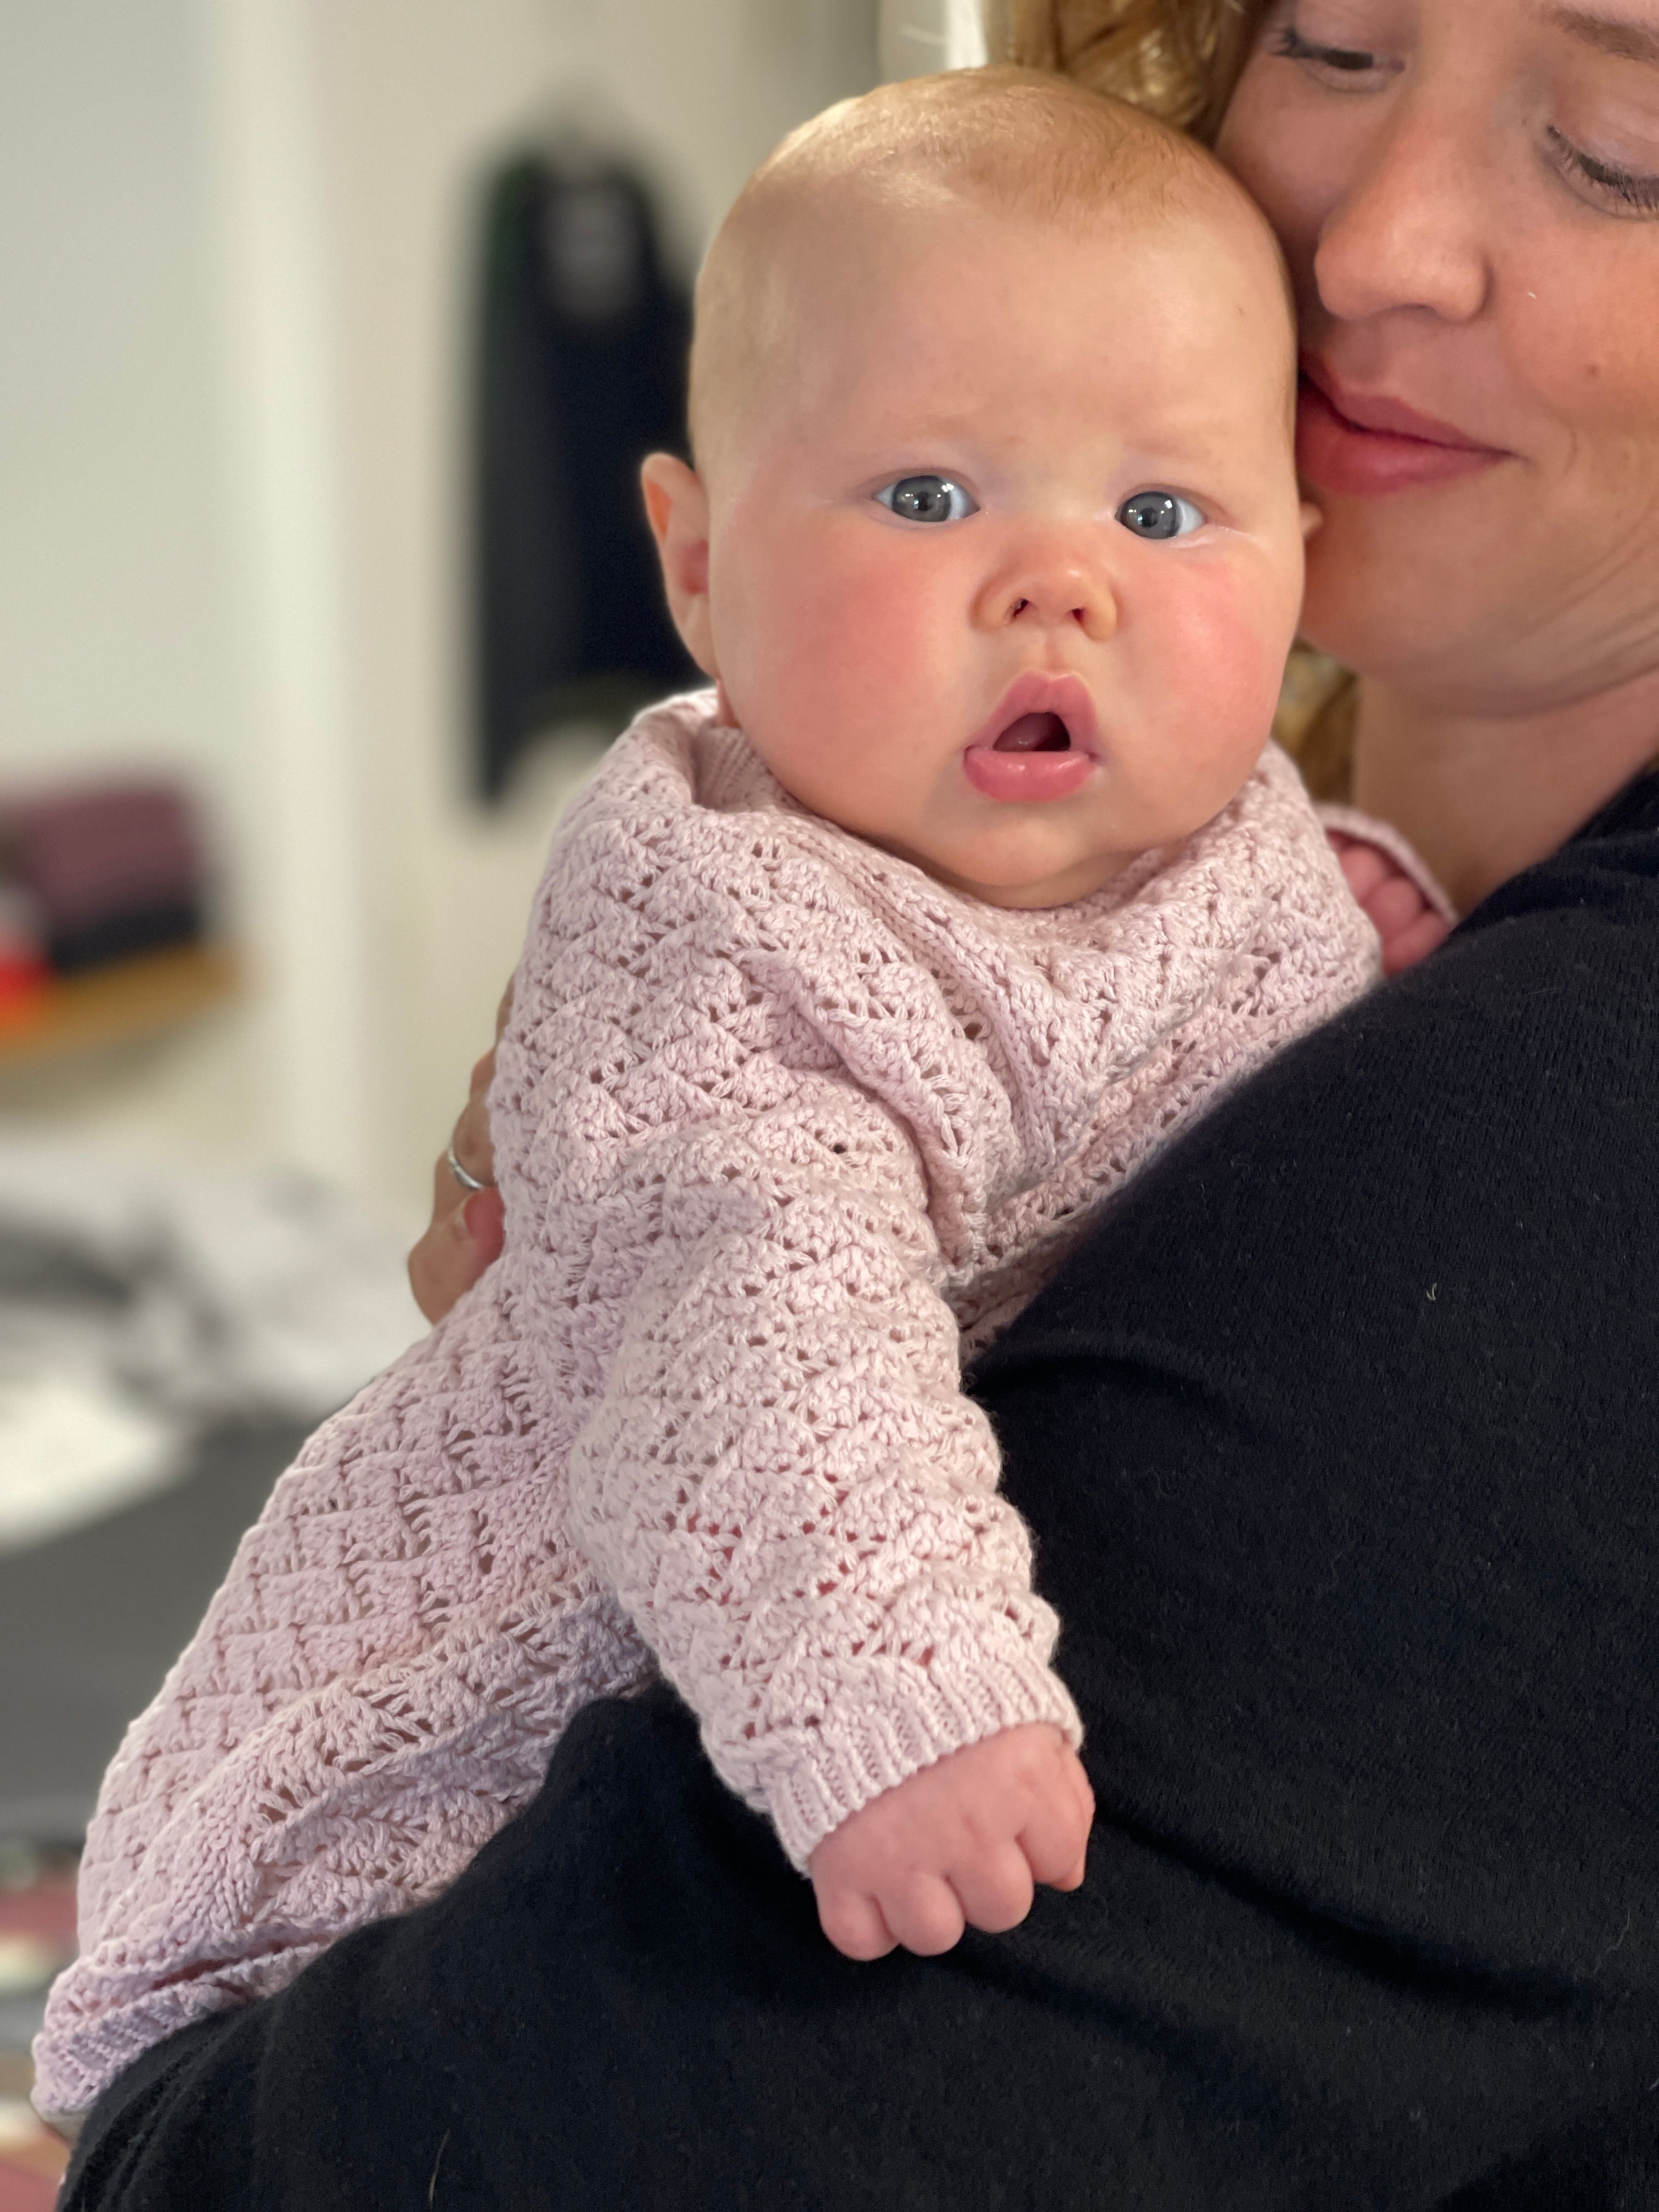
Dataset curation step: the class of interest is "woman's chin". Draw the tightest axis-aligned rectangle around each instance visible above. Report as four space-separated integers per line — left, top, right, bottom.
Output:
1297 500 1514 690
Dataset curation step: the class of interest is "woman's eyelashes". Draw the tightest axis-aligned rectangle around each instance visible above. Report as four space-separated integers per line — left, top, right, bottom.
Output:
1116 492 1207 541
875 474 979 523
1545 125 1659 215
1272 8 1659 218
1268 13 1393 85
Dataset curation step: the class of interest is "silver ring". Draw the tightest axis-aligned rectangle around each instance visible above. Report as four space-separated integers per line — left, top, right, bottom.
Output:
445 1137 495 1193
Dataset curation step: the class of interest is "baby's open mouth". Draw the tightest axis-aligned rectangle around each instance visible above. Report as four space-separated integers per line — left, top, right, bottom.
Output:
963 675 1100 803
992 711 1072 753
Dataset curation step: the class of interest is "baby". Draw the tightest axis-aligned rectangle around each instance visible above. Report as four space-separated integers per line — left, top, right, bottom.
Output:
37 67 1448 2119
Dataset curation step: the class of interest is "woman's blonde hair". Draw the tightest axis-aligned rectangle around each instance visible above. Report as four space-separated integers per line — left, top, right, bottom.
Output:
991 0 1361 795
990 0 1268 144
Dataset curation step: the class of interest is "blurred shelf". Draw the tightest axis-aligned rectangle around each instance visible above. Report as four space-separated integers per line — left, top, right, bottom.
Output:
0 944 241 1069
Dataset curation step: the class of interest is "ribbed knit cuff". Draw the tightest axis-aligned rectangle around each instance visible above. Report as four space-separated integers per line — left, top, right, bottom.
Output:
753 1645 1084 1873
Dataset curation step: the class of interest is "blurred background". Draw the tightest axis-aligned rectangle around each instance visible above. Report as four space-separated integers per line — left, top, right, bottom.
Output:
0 1 987 2188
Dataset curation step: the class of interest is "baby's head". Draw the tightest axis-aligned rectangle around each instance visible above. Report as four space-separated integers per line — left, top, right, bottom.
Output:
643 67 1308 910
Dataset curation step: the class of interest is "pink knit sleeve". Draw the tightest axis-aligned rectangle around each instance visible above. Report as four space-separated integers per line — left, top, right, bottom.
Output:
495 765 1082 1872
556 1080 1080 1872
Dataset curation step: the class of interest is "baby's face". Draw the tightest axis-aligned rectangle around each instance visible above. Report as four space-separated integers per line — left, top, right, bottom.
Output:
678 189 1307 909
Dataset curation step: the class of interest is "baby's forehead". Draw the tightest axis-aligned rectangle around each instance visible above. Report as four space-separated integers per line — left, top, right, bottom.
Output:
723 162 1278 368
754 133 1244 257
689 74 1294 470
769 177 1288 382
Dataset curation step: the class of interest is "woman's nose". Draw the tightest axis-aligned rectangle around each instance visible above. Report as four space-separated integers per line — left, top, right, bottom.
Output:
1313 90 1493 327
973 548 1118 641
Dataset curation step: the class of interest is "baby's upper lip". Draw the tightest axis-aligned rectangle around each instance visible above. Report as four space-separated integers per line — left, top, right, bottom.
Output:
1301 355 1508 453
967 671 1101 757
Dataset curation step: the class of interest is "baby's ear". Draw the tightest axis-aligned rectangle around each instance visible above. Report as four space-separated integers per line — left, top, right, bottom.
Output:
1300 499 1325 541
641 453 718 679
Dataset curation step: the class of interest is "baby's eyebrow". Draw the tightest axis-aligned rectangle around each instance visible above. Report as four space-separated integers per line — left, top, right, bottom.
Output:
1543 4 1659 67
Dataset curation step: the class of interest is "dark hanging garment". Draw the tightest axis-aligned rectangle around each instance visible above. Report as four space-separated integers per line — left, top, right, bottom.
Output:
474 151 698 799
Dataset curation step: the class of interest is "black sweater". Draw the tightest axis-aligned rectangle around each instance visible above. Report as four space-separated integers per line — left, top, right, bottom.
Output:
63 774 1659 2210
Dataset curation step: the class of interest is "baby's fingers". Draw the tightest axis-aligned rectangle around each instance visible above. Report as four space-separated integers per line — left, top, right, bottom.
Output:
1380 907 1452 976
1333 838 1392 906
1018 1756 1094 1892
815 1884 897 1962
949 1842 1035 1936
1364 874 1434 941
879 1874 967 1957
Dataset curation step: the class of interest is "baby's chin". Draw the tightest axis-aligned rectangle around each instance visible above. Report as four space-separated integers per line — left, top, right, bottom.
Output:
880 831 1138 912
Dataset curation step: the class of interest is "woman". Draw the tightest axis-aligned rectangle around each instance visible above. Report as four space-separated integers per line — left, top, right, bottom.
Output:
58 0 1659 2202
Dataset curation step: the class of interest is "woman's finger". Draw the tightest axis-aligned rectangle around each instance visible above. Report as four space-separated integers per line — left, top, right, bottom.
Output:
448 981 513 1188
407 983 516 1323
451 1048 500 1188
408 1169 505 1324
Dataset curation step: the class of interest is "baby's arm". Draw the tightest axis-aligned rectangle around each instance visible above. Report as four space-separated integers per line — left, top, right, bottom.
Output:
522 1058 1084 1904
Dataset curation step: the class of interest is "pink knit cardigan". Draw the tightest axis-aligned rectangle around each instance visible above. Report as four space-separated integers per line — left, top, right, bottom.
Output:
36 692 1379 2120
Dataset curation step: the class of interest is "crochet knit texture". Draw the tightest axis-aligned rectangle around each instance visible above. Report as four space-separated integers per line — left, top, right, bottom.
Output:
36 691 1379 2120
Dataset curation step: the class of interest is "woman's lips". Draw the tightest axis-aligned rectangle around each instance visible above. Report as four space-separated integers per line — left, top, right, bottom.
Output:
1297 363 1510 497
963 673 1099 802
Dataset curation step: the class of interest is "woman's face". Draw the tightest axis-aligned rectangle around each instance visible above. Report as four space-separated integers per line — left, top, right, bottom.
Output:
1217 0 1659 713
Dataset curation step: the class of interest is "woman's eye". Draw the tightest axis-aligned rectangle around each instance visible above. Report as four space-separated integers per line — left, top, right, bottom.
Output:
1546 125 1659 217
875 475 978 524
1270 20 1389 84
1116 491 1206 541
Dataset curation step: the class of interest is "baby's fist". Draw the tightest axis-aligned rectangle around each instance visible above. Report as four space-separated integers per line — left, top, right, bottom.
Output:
808 1723 1093 1962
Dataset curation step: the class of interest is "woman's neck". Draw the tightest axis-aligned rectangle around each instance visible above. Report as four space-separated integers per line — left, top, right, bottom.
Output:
1351 673 1659 916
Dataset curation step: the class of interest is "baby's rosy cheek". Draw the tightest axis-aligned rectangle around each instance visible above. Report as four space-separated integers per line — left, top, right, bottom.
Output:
785 543 945 706
1154 574 1291 753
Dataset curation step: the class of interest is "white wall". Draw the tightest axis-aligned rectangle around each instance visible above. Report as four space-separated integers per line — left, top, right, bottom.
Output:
0 0 879 1221
0 0 262 1163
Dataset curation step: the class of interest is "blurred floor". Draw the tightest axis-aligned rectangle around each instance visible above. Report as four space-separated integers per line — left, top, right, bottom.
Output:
0 1850 74 2203
0 1419 311 1841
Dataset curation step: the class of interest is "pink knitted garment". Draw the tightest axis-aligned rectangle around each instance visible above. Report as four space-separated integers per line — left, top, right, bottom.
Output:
36 691 1379 2120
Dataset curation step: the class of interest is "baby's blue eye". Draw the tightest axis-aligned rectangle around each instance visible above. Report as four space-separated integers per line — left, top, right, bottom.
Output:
1116 490 1206 540
876 475 978 524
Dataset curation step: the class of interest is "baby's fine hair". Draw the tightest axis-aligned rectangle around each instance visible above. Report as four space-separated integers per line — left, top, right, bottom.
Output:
687 64 1276 467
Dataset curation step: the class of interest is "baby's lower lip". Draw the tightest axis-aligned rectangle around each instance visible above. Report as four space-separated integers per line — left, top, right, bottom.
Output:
962 741 1096 803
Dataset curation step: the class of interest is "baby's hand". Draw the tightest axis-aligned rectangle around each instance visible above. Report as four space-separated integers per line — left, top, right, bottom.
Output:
808 1723 1093 1961
1327 830 1453 977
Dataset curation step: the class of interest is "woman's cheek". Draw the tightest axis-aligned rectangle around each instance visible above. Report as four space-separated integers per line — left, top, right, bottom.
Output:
1523 240 1659 435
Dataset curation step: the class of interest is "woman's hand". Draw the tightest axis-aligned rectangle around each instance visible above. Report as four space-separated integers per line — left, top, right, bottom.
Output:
407 983 511 1324
808 1723 1093 1961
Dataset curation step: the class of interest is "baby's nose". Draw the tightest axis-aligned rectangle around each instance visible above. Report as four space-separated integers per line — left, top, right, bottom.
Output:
974 552 1117 641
